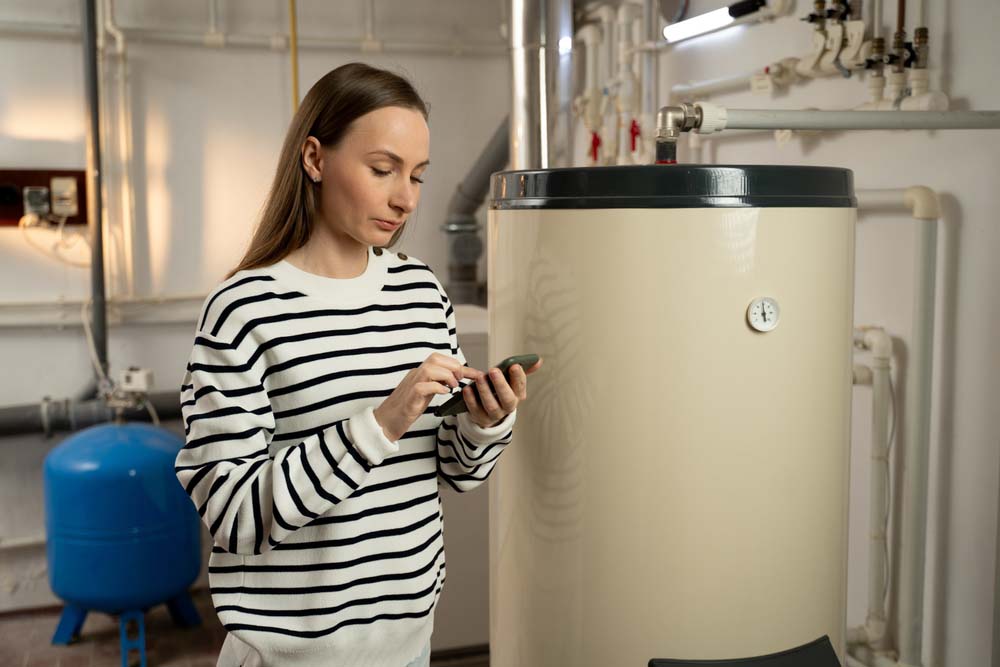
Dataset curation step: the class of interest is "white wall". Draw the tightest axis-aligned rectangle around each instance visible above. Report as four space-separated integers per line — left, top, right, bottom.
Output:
656 2 999 666
0 0 506 651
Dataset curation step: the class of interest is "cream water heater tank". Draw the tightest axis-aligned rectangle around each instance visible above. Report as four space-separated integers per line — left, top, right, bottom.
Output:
487 165 856 667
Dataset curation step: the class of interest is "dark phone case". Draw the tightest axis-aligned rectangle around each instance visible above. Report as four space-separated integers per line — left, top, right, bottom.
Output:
433 354 539 417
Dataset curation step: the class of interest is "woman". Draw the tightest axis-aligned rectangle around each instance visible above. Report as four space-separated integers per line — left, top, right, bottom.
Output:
176 62 541 667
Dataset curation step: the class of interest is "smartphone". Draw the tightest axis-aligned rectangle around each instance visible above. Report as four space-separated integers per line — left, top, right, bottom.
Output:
433 354 540 417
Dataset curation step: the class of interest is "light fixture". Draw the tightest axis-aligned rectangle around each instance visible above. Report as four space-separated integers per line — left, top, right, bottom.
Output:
662 0 768 44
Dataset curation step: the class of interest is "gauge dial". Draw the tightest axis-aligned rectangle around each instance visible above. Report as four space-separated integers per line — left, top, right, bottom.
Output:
747 297 780 332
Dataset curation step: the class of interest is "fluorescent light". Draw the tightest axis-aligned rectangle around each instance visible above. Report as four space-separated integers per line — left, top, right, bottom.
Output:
661 1 769 44
662 7 734 43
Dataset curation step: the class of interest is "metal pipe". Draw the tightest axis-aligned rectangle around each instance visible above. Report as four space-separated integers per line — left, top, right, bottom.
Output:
0 391 182 437
509 0 544 169
81 0 109 384
546 0 574 167
446 117 511 220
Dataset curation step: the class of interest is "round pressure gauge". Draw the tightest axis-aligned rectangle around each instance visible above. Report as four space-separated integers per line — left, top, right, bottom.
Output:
747 297 780 332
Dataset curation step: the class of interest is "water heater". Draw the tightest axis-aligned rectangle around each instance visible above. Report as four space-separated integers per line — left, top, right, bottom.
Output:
487 165 855 666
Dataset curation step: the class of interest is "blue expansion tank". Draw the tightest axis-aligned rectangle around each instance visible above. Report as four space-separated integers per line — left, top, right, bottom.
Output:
44 421 202 666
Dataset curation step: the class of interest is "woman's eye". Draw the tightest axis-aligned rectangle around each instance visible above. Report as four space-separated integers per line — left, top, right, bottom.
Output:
411 176 425 184
371 167 391 177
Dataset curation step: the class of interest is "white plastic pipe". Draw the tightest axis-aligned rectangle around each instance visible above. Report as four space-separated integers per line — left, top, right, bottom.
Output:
897 213 937 667
855 327 893 651
671 72 757 100
696 105 1000 131
853 186 942 667
873 0 883 39
104 0 137 298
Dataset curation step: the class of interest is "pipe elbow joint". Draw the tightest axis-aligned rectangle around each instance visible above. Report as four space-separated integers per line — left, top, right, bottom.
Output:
904 185 941 220
862 327 893 363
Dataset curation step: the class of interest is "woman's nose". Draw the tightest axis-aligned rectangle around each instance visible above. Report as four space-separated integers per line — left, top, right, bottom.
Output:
390 180 418 214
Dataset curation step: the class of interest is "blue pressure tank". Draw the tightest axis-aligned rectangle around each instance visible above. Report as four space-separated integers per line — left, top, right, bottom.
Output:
44 422 202 664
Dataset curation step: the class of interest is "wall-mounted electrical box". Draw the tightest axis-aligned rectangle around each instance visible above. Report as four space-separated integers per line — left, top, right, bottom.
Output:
0 169 88 227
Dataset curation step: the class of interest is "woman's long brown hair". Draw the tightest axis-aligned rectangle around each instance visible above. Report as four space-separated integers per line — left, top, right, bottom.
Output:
225 63 428 279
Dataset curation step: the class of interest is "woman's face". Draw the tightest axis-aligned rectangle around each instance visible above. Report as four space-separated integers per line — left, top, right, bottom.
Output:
307 106 430 249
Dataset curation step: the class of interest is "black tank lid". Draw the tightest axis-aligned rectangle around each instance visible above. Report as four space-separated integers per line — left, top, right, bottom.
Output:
490 164 856 209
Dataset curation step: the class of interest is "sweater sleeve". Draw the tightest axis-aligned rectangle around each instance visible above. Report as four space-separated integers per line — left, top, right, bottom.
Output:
175 331 399 555
433 289 516 493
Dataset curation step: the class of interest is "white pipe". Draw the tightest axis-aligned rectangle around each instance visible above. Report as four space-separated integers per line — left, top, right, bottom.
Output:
915 0 926 28
671 72 757 100
897 213 937 667
104 0 137 298
853 327 893 652
695 104 1000 131
208 0 220 35
0 20 503 56
853 186 942 667
363 0 376 42
873 0 883 39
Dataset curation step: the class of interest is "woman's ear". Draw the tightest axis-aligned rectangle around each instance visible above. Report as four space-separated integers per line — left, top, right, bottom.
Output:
301 136 324 183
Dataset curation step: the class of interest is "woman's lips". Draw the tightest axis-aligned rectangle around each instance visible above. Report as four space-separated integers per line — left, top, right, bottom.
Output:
375 218 402 231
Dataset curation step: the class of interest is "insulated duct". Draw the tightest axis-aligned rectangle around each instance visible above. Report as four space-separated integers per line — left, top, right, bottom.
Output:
443 117 510 305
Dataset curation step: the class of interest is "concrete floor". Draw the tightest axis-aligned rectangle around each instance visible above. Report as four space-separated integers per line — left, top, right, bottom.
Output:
0 588 488 667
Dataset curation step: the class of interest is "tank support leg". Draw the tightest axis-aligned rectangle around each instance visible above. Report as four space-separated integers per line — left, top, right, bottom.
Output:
51 603 88 644
119 610 146 667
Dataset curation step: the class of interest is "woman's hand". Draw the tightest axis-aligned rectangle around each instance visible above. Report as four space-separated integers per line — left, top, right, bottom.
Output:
374 353 483 442
463 358 543 429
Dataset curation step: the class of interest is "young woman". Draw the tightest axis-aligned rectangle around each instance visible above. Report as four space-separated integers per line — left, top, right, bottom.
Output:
176 62 541 667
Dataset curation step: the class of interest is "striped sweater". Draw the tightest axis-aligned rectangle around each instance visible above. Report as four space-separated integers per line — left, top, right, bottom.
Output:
175 246 515 667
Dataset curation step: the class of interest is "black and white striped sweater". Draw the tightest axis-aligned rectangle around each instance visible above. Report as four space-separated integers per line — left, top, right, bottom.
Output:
175 246 515 667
